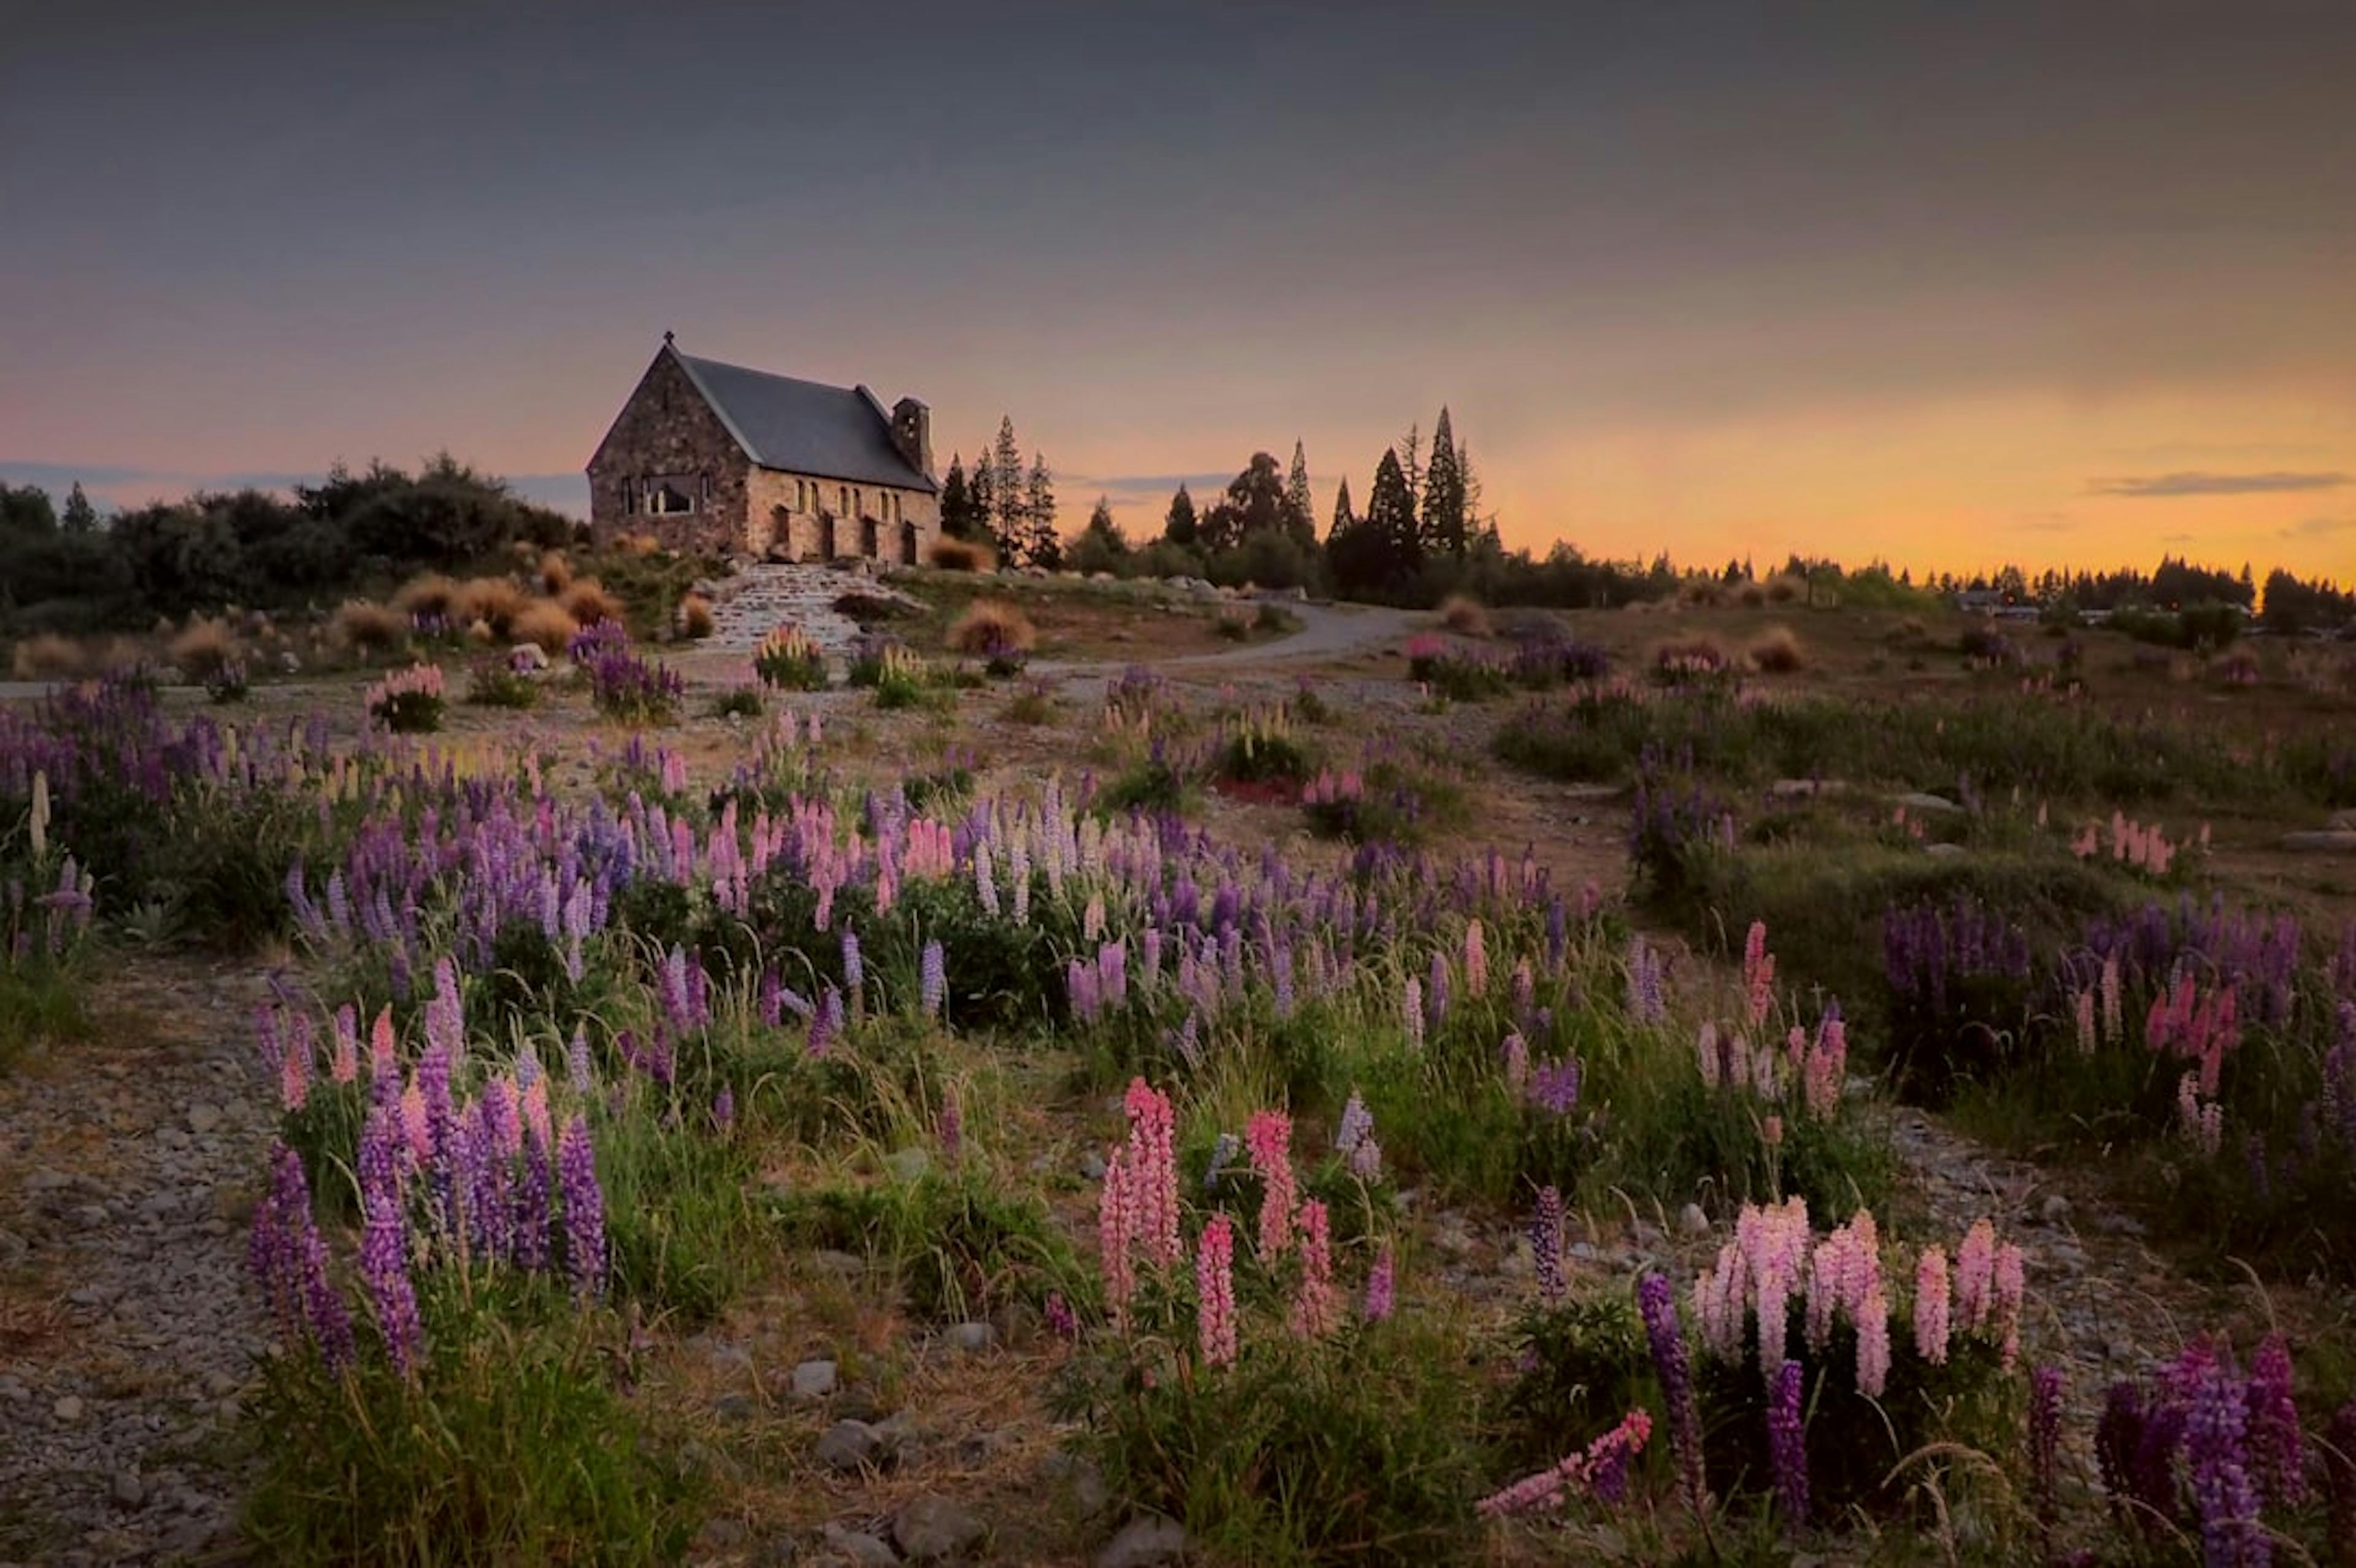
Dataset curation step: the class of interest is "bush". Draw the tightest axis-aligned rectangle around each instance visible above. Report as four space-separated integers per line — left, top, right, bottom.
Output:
587 647 683 724
168 616 241 681
365 664 446 733
1652 637 1731 685
1436 594 1492 636
709 686 763 720
947 599 1037 658
464 659 539 709
393 573 459 621
452 576 526 639
1216 707 1312 786
510 598 578 655
868 644 931 709
204 659 251 705
928 538 995 572
675 592 714 640
560 578 625 627
537 550 572 595
331 599 408 657
11 632 85 679
1747 625 1806 674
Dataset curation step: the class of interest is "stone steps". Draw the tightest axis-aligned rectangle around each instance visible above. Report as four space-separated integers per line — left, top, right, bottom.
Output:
697 564 920 657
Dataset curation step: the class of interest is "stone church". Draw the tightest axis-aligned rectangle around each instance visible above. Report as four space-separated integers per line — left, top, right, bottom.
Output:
586 334 941 563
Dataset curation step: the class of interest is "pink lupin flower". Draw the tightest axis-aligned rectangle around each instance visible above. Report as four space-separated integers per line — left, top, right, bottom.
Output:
1463 919 1488 994
1503 1030 1530 1094
1122 1077 1182 1268
369 1005 399 1081
329 1004 358 1085
398 1082 431 1164
1742 920 1776 1026
1363 1243 1395 1323
1098 1148 1136 1330
1914 1245 1952 1365
1855 1287 1892 1397
2100 956 2122 1042
1196 1212 1239 1369
1992 1241 2025 1369
520 1073 552 1152
1290 1199 1338 1339
1246 1109 1297 1260
1955 1218 1995 1332
1403 976 1425 1050
279 1015 312 1112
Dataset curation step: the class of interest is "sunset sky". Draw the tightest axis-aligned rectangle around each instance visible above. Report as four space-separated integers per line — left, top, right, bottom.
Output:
4 1 2353 581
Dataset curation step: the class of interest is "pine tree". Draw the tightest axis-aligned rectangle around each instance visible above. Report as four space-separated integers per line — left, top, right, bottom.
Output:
1164 483 1198 547
1021 452 1059 569
1397 423 1423 507
1284 441 1314 545
1419 407 1465 557
939 455 974 539
969 450 995 544
1328 476 1356 540
61 482 99 536
1366 448 1419 569
989 416 1025 559
1329 449 1420 597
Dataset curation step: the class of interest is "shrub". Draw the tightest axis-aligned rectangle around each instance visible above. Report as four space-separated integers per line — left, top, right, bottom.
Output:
393 572 459 621
1958 623 2022 666
947 599 1037 659
1098 742 1190 813
868 644 931 709
1003 679 1058 725
709 686 763 720
204 659 250 705
587 647 683 724
169 617 241 682
1737 580 1767 607
833 589 909 625
1747 625 1806 674
12 632 85 679
537 549 572 595
560 578 625 627
451 576 526 639
365 664 446 733
464 659 539 709
510 598 578 655
1436 594 1492 636
928 537 995 572
752 624 828 691
1652 637 1731 685
1766 573 1805 603
675 592 714 640
331 599 408 657
1216 706 1311 786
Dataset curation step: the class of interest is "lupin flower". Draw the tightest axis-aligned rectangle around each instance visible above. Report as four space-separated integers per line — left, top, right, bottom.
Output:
1501 1030 1529 1094
329 1004 358 1085
1196 1211 1238 1369
2029 1365 2064 1539
1463 918 1488 994
1098 1148 1137 1329
1742 920 1776 1026
1123 1078 1182 1267
1768 1358 1809 1532
1245 1109 1297 1261
936 1083 963 1159
1044 1291 1077 1340
1913 1245 1951 1364
1476 1410 1653 1517
1402 975 1425 1050
358 1183 425 1378
1638 1272 1706 1516
1289 1199 1338 1340
2185 1355 2265 1568
557 1115 606 1299
712 1085 735 1134
1364 1243 1395 1323
1531 1185 1566 1305
2247 1332 2304 1509
919 939 947 1018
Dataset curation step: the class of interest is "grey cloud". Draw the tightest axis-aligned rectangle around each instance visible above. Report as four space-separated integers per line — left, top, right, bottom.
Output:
2088 471 2347 498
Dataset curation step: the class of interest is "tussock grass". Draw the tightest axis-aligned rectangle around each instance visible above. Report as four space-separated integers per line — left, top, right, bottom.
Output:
11 632 86 679
947 599 1036 655
169 617 241 681
675 591 714 640
928 537 995 573
560 578 625 627
331 599 408 656
1747 624 1806 673
1437 594 1492 637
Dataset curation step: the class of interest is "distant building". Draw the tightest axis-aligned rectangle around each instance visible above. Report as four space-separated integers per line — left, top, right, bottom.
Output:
587 334 939 562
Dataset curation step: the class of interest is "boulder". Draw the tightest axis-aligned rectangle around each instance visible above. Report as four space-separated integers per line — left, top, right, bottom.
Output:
891 1496 987 1564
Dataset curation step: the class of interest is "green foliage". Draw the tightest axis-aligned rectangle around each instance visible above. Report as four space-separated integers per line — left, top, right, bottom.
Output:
242 1305 702 1566
1499 1294 1655 1467
598 1105 760 1321
1098 749 1190 815
708 685 764 721
464 661 539 710
1066 1324 1480 1565
771 1169 1085 1323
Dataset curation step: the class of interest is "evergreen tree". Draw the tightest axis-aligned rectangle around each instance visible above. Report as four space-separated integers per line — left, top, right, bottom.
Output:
1069 496 1126 574
0 483 57 537
1419 407 1466 557
1163 483 1198 547
968 450 995 543
1083 496 1121 545
989 416 1025 559
1020 452 1059 569
1202 452 1287 551
1397 423 1423 507
939 455 976 539
1328 476 1356 539
61 482 99 536
1284 441 1314 544
1328 450 1420 598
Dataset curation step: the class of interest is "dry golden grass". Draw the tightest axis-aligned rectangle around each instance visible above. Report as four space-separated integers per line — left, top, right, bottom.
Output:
96 636 149 674
393 573 458 620
331 599 409 656
1748 624 1807 674
617 531 661 557
538 550 573 596
168 617 241 680
1679 578 1726 607
1736 581 1767 607
452 576 526 638
1436 594 1492 637
947 599 1037 654
676 592 715 640
1766 574 1806 604
560 578 625 626
11 633 85 680
928 537 995 573
512 599 579 654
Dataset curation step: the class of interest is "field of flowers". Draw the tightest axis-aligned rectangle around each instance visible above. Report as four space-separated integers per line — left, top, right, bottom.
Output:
1 593 2352 1566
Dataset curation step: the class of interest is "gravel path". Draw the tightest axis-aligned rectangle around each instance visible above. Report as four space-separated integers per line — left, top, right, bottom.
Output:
0 956 274 1566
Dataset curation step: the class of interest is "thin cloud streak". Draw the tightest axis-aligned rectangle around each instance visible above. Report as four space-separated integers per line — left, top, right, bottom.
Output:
2088 471 2348 498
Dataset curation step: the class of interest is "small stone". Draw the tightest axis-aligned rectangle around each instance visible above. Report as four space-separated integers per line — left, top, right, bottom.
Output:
816 1418 885 1473
812 1250 868 1278
2095 1212 2149 1238
1677 1202 1710 1237
944 1321 994 1353
186 1103 222 1134
53 1394 85 1423
202 1372 240 1399
1096 1515 1188 1568
820 1523 903 1567
110 1471 144 1509
1895 791 1964 814
791 1359 839 1400
891 1495 986 1564
1077 1151 1107 1182
715 1392 755 1423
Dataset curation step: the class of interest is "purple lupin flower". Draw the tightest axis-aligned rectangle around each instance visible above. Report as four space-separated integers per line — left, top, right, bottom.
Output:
919 940 947 1018
1638 1272 1706 1516
417 1040 457 1232
1530 1185 1565 1305
1768 1358 1809 1533
358 1185 424 1378
712 1085 736 1134
2247 1332 2304 1509
557 1115 606 1299
511 1128 552 1274
1426 950 1450 1036
1044 1290 1077 1340
841 928 864 996
1528 1055 1582 1116
1363 1243 1395 1323
2186 1358 2267 1568
566 1025 594 1094
2029 1365 2065 1542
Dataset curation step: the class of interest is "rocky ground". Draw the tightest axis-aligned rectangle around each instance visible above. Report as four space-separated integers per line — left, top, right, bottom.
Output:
0 956 275 1567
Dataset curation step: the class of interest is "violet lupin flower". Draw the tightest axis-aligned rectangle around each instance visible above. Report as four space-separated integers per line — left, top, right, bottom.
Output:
919 940 947 1018
2185 1356 2266 1568
841 928 864 998
2028 1365 2064 1541
357 1184 424 1379
712 1085 736 1135
557 1114 607 1299
1638 1272 1706 1517
1044 1290 1077 1340
566 1025 594 1094
1531 1185 1566 1305
1364 1243 1395 1323
1768 1357 1809 1533
2246 1332 2304 1509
